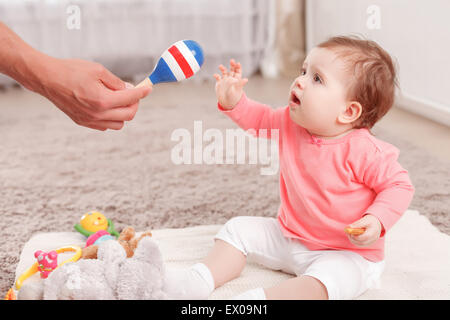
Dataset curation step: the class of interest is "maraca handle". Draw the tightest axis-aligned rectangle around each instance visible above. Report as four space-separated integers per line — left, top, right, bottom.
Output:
136 77 153 88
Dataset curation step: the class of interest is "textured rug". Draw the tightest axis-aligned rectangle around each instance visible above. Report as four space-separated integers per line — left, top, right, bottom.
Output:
13 210 450 299
1 83 449 296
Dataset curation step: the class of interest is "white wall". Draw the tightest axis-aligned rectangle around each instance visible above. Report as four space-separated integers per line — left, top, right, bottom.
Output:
0 0 270 85
306 0 450 127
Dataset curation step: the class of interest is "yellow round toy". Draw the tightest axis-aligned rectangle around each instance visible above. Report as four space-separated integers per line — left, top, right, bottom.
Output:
74 211 120 238
80 211 108 233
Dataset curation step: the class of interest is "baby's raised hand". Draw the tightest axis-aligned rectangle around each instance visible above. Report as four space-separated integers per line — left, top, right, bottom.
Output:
345 214 383 247
214 59 248 109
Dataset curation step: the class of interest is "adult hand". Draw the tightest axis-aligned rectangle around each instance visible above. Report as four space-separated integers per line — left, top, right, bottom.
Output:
29 57 152 131
0 22 152 130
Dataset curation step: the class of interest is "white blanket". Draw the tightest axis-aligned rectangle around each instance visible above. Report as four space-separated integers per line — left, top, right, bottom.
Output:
15 210 450 299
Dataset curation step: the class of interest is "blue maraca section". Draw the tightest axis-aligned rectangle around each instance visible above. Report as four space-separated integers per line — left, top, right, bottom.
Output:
149 57 177 85
147 39 204 85
184 40 204 67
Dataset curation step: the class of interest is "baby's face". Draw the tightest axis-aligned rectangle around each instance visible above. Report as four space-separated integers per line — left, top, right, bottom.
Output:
288 47 352 136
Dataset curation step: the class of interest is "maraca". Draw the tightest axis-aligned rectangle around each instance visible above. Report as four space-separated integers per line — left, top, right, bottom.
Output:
136 40 204 88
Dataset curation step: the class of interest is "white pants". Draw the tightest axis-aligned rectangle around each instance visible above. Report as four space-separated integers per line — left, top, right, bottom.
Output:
215 216 385 300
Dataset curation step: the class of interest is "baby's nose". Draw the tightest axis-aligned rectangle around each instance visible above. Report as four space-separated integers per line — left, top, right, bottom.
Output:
296 78 304 90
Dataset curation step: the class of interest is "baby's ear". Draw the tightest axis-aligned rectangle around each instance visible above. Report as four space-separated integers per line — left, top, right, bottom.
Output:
338 101 362 125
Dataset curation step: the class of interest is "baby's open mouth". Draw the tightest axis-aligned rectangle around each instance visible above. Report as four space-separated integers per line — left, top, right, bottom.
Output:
289 91 301 107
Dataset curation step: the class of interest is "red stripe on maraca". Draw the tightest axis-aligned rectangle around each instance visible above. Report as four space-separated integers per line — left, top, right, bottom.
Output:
168 45 194 78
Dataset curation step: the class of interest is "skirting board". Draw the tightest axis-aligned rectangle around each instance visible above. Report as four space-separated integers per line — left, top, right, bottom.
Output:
396 93 450 128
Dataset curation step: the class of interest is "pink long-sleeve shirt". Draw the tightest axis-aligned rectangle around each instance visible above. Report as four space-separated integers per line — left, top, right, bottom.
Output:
219 93 415 262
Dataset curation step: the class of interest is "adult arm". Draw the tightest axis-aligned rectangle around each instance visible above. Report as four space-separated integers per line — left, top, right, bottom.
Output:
0 22 151 130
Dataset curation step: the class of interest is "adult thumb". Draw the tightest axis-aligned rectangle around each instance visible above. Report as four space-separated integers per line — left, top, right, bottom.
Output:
100 68 126 91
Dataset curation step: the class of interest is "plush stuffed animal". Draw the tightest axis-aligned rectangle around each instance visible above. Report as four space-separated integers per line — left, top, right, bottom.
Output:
44 236 167 300
81 226 152 259
18 234 167 300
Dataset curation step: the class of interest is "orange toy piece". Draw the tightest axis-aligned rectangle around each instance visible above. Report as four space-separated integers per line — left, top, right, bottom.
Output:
4 287 16 300
344 227 365 236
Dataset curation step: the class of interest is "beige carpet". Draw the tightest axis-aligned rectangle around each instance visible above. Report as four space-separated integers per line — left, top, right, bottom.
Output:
1 80 449 296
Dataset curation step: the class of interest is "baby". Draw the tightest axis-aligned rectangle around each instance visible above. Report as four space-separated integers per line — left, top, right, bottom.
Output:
164 36 415 300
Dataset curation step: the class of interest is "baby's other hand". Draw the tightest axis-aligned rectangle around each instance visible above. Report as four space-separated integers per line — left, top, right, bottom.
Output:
214 59 248 109
346 214 383 247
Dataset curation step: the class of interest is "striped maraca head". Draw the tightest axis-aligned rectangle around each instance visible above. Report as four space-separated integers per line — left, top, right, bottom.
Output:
148 40 204 85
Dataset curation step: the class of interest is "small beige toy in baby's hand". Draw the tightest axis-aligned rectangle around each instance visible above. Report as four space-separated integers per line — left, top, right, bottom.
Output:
345 214 384 247
344 227 366 236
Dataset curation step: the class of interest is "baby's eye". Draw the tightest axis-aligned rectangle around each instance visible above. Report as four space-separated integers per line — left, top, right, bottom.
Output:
300 68 306 76
313 74 322 84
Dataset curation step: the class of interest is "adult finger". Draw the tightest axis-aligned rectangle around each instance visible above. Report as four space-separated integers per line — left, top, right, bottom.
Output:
97 102 139 122
102 86 151 108
86 120 125 130
124 82 135 89
99 68 126 91
82 123 107 131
